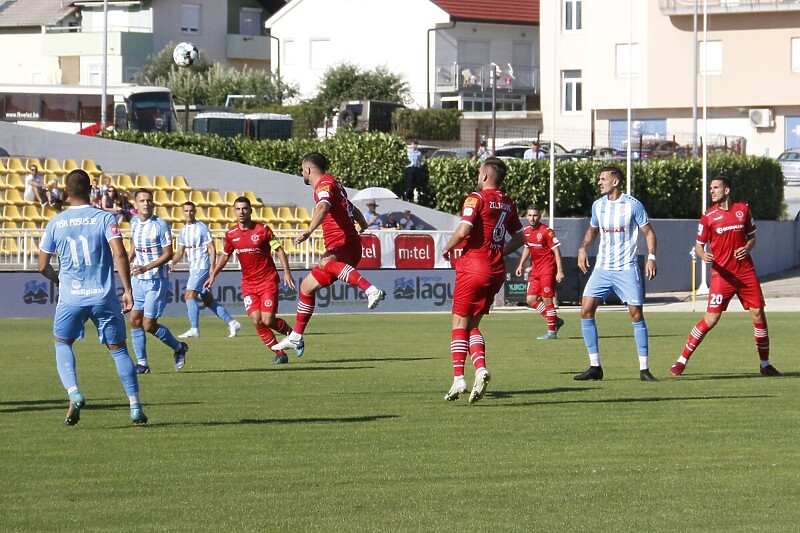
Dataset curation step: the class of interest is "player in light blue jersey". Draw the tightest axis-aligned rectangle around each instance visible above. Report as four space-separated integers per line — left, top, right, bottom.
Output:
170 201 240 338
128 189 188 373
575 166 659 382
38 169 147 425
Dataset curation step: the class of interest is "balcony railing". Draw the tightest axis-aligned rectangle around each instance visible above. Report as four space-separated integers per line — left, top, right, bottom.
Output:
659 0 800 15
435 63 539 95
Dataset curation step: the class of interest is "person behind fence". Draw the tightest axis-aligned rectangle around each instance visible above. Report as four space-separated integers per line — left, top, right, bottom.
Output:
400 209 415 230
383 212 400 230
404 139 425 201
669 176 781 378
574 166 659 383
473 140 493 162
524 141 546 160
37 169 147 426
365 200 382 229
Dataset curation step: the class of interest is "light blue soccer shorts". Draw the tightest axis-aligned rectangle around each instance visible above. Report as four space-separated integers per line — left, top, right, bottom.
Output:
583 267 644 306
53 298 126 345
132 277 170 318
186 268 210 293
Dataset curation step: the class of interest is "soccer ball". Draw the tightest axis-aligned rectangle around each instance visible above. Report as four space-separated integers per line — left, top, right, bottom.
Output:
173 42 199 67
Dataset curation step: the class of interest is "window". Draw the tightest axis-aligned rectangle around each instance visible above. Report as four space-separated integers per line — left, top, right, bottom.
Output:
699 40 723 75
309 39 331 70
181 3 200 34
563 0 582 32
41 95 78 121
562 70 582 113
239 7 262 36
615 43 640 77
284 39 295 65
792 38 800 72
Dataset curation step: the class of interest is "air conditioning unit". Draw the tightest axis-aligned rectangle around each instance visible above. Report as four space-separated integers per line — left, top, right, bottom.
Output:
749 108 773 128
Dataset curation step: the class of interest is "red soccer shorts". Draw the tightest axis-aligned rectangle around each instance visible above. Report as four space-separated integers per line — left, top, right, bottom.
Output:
706 271 765 312
527 268 557 298
243 281 279 316
310 241 362 287
452 270 505 317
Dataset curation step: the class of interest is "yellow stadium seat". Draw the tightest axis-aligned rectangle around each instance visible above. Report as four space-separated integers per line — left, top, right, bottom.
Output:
81 159 103 176
277 222 293 231
171 221 184 231
5 174 24 191
189 190 212 207
194 206 207 221
276 206 299 224
21 220 38 231
42 204 59 220
44 159 65 175
295 222 310 231
0 159 6 173
224 191 239 205
153 175 172 191
205 206 225 223
22 205 46 223
208 222 223 231
154 206 173 222
171 176 190 190
243 191 263 207
119 220 130 230
25 158 44 171
294 206 311 223
2 189 25 205
113 174 133 190
170 206 185 222
0 237 20 256
6 158 26 173
260 206 278 223
206 190 224 206
135 175 153 189
2 204 24 222
1 221 21 235
62 159 80 173
154 190 175 207
222 206 236 223
171 190 189 207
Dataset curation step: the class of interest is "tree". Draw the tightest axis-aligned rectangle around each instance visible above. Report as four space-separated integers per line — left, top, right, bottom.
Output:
133 42 213 84
312 62 411 115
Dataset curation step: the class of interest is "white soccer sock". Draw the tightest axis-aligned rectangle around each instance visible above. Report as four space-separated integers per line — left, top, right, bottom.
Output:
589 353 601 367
638 355 649 370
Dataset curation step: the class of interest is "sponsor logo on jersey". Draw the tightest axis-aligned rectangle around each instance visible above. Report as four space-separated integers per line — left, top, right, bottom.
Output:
716 223 744 234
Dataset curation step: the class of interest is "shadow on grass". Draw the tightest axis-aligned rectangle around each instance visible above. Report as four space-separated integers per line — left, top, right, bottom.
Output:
321 357 437 364
185 365 372 374
1 399 201 414
489 387 596 399
144 414 400 428
487 393 774 406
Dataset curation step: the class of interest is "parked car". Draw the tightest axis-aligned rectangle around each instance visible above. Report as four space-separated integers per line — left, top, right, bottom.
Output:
503 140 569 155
777 149 800 185
428 148 475 159
571 147 618 160
408 143 441 159
614 139 685 160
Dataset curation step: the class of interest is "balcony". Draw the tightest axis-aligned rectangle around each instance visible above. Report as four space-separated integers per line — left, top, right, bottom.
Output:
435 63 539 95
42 28 152 58
226 34 269 61
659 0 800 15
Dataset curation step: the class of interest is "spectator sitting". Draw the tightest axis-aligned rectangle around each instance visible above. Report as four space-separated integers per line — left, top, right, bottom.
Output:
400 209 415 230
24 164 48 205
365 200 382 230
45 178 64 210
382 213 400 230
100 186 127 223
90 177 102 206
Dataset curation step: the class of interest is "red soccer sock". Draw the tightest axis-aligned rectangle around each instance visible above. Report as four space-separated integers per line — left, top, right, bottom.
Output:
450 328 468 378
273 317 292 336
533 300 547 317
256 324 283 354
469 328 486 370
681 318 711 360
294 292 315 335
545 304 557 332
754 321 769 361
323 260 372 292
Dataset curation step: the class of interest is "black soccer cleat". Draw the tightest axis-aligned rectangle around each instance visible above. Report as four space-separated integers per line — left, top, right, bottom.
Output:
640 369 659 382
574 365 604 381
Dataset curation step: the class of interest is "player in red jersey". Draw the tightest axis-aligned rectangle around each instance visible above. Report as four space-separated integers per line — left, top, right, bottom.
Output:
271 152 385 356
515 204 566 340
204 196 296 365
442 157 525 404
670 176 781 377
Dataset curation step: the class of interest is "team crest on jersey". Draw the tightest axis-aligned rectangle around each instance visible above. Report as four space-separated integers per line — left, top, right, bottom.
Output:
735 210 744 220
251 234 259 243
263 298 273 307
536 233 543 241
110 224 120 235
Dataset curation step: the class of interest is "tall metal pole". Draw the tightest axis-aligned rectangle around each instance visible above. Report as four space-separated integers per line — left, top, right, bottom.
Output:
692 0 698 155
549 1 557 221
490 63 497 152
626 0 632 194
101 0 108 129
698 0 709 294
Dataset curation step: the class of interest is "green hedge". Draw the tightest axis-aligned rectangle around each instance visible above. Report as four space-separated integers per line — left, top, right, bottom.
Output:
98 130 785 219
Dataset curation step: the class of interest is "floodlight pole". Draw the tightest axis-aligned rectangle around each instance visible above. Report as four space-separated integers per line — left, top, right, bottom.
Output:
101 0 108 129
697 0 710 295
490 62 497 152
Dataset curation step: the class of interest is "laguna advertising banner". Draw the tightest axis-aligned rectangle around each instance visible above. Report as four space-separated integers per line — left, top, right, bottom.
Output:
0 269 457 318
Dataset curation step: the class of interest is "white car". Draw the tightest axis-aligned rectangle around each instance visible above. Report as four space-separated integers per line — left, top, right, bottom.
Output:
777 149 800 186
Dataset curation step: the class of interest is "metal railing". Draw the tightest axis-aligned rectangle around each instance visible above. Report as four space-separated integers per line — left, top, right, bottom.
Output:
659 0 800 15
435 63 539 94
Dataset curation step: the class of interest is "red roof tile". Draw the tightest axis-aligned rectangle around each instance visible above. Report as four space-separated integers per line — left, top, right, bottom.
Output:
431 0 538 25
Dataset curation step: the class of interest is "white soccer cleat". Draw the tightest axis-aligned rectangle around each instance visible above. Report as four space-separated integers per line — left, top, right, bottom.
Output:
272 334 303 353
228 320 241 338
444 377 469 401
178 328 199 339
366 287 385 310
469 369 491 404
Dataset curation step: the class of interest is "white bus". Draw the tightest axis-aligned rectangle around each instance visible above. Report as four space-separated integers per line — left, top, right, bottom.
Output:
0 84 180 134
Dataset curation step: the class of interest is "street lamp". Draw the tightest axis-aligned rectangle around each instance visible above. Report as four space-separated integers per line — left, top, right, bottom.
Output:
101 0 108 129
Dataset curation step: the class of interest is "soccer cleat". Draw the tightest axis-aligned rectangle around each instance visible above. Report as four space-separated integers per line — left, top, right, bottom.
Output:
469 369 491 404
272 335 304 354
574 365 604 381
760 364 782 377
135 363 150 374
131 404 148 425
64 391 85 426
555 317 565 332
640 369 659 382
178 328 199 338
228 320 242 338
669 362 686 377
272 354 289 365
537 331 558 340
366 288 386 310
173 342 189 372
444 377 469 401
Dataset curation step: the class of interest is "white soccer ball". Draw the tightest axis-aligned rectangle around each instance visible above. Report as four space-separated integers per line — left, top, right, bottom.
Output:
173 42 199 67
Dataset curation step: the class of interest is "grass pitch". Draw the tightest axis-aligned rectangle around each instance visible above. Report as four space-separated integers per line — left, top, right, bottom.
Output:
2 310 799 532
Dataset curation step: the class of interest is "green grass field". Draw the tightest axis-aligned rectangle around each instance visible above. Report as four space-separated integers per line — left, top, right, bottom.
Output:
2 311 799 532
